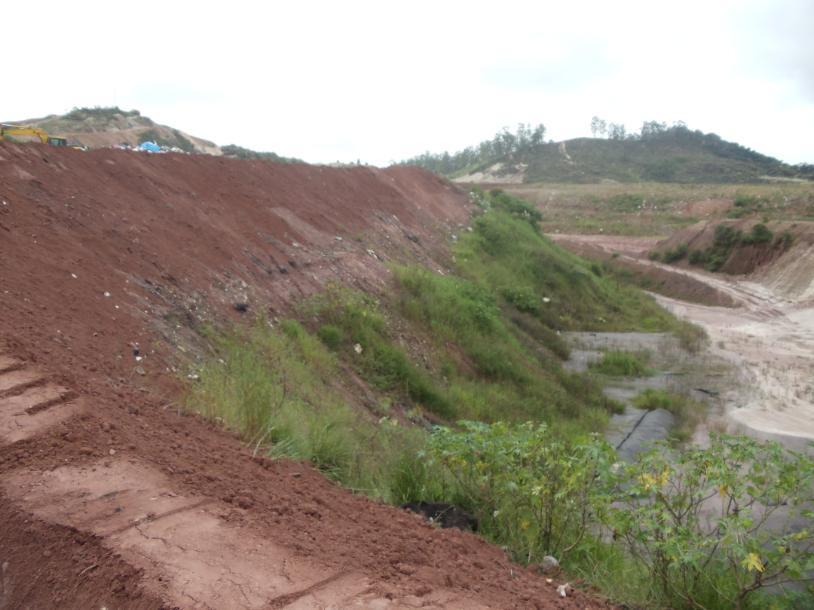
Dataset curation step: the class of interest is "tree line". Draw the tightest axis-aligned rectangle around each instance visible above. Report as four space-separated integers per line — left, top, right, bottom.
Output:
401 123 547 176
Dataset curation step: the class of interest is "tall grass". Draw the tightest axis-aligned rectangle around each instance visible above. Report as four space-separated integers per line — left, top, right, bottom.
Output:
186 319 426 498
589 350 653 377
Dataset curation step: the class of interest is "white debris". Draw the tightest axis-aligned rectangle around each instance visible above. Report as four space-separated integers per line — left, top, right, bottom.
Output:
71 273 78 279
353 343 363 354
103 291 111 298
542 297 551 303
557 583 570 598
335 235 343 241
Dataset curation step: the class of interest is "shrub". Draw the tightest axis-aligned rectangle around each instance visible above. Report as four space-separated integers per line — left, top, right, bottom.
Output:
688 249 708 265
776 229 794 250
662 243 689 263
427 421 614 561
608 435 814 609
742 223 773 245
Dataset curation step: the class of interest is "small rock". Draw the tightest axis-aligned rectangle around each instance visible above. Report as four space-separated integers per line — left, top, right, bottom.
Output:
541 555 560 573
103 291 111 298
135 366 146 376
79 446 94 455
43 549 52 558
109 449 116 456
233 302 249 313
235 495 254 509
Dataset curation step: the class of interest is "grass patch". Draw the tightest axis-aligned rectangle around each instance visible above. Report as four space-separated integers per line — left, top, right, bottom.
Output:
185 319 426 498
632 388 705 443
589 350 652 377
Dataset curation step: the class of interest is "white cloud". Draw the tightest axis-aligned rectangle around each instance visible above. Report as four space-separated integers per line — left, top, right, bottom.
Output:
3 0 811 164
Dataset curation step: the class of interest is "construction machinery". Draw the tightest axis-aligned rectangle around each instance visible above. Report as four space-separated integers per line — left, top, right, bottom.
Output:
0 124 67 147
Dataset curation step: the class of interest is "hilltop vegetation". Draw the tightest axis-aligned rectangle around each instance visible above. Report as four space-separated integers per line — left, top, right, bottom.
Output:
403 120 813 184
221 144 302 163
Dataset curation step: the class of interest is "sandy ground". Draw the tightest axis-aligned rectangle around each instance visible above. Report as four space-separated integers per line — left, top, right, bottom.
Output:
554 234 814 448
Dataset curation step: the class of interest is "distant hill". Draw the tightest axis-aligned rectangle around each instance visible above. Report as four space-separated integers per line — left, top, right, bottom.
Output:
403 123 814 184
3 107 298 162
6 107 223 155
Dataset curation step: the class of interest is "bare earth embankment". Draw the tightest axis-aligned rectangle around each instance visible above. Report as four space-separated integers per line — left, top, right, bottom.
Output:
0 142 610 609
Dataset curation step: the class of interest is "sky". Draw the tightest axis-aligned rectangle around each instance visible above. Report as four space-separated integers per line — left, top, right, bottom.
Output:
4 0 813 165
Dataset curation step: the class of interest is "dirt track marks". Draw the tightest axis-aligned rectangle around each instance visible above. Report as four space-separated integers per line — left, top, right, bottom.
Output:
0 359 83 444
0 355 496 609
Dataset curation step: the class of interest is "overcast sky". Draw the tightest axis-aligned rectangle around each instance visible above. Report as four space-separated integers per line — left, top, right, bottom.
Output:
5 0 812 165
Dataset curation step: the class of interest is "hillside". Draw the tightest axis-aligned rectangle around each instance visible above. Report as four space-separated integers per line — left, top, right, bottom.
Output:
7 106 223 155
1 142 637 609
405 123 813 184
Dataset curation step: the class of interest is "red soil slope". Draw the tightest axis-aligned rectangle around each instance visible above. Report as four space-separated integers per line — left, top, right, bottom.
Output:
0 143 610 609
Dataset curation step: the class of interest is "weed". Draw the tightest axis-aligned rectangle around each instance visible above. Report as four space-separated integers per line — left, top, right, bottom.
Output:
632 388 705 443
589 350 652 377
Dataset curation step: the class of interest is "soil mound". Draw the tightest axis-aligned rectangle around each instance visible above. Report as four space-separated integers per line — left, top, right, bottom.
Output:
0 142 608 608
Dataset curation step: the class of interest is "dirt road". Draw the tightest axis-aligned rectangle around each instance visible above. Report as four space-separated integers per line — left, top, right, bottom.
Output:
553 234 814 448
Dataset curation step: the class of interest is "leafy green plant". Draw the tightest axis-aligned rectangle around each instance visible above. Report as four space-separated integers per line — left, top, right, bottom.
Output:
426 421 615 561
608 435 814 609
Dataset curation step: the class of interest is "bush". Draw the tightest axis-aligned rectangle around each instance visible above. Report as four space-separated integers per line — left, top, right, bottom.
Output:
688 249 708 265
742 223 773 245
776 229 794 250
662 243 689 263
427 421 614 561
608 435 814 609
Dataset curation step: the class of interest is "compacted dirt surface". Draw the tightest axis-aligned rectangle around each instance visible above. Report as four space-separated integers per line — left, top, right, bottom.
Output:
0 143 611 609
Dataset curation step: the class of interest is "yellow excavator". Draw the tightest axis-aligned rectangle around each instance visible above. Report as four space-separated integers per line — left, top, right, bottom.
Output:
0 124 67 147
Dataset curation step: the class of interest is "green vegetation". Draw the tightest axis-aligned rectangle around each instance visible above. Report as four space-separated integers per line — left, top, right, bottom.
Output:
63 106 145 122
604 436 814 609
669 222 784 273
660 243 689 263
505 181 814 237
426 422 613 561
185 186 806 607
307 288 453 419
632 388 705 443
221 144 302 163
404 120 811 184
589 350 653 377
431 426 814 609
186 319 425 497
459 189 684 333
402 122 547 177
